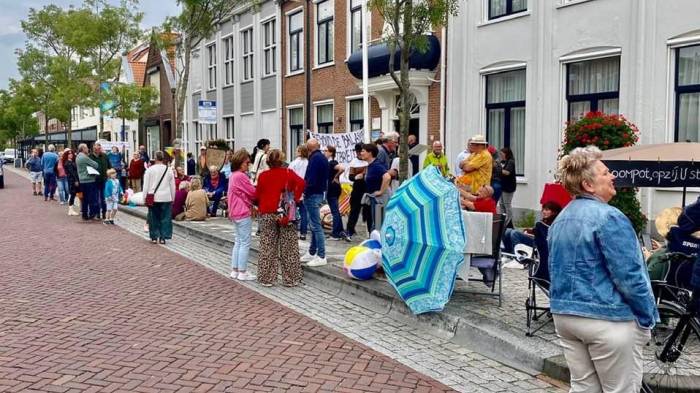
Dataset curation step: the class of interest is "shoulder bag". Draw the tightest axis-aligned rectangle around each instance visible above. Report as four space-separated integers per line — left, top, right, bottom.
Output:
277 169 297 226
145 167 168 207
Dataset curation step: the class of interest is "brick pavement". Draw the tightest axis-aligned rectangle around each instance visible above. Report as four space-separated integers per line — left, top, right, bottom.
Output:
0 171 454 393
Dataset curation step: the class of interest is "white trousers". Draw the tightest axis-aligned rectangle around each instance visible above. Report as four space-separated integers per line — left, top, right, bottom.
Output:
553 314 650 393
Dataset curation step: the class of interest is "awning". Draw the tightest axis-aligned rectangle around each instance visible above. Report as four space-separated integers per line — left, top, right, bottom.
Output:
346 35 441 80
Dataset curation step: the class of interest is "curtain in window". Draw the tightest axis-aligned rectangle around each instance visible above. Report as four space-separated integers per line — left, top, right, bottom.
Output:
569 101 590 120
317 105 333 123
319 24 328 63
598 98 619 115
349 100 363 120
490 0 506 17
678 93 700 142
510 107 525 175
487 109 505 149
678 45 700 86
512 0 527 12
568 57 620 95
290 108 303 126
487 70 526 104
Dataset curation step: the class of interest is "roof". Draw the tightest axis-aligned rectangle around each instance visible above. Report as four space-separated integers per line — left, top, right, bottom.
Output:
126 43 150 87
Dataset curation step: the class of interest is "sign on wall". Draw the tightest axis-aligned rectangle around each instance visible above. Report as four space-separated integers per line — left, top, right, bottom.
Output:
198 100 217 125
308 130 365 165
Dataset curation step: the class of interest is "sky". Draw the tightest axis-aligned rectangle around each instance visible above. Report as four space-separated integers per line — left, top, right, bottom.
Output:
0 0 181 90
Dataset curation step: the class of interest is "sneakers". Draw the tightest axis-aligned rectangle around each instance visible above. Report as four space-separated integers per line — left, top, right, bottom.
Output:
306 256 328 267
300 252 315 262
230 271 239 279
237 272 257 281
299 235 306 241
328 236 343 241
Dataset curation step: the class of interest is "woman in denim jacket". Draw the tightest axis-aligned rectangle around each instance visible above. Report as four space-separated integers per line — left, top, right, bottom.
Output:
548 146 659 393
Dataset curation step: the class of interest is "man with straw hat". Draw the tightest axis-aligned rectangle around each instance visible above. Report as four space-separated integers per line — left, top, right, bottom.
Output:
456 135 492 193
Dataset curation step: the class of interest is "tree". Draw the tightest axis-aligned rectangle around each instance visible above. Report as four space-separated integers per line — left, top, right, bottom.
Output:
164 0 251 142
370 0 458 181
106 82 159 131
0 85 40 148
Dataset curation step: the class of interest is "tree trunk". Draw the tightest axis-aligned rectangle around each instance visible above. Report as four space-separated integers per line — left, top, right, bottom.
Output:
175 35 193 142
397 1 413 182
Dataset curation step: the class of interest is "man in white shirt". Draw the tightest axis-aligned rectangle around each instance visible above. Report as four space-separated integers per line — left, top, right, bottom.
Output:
454 140 471 176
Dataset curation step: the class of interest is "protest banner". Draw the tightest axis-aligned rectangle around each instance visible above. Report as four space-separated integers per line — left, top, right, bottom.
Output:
604 160 700 188
308 130 365 165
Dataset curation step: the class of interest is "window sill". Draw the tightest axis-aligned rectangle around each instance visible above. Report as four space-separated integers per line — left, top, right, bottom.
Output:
261 73 277 79
556 0 596 9
478 11 531 27
207 88 217 93
240 111 255 116
286 70 305 78
313 62 335 71
240 80 253 84
222 83 234 88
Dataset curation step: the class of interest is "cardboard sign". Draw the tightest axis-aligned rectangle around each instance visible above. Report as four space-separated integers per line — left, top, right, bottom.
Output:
206 148 226 170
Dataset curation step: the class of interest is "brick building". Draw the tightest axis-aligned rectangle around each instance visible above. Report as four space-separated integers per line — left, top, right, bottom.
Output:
279 0 445 160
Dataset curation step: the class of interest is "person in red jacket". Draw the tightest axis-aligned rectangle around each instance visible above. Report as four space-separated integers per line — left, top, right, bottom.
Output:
255 149 305 287
460 185 498 214
128 152 145 193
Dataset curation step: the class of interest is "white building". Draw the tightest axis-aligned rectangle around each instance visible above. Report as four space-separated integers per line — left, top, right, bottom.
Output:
183 0 281 156
446 0 700 221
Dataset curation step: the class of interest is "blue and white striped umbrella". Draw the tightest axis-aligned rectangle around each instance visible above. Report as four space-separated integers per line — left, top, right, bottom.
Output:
381 166 466 314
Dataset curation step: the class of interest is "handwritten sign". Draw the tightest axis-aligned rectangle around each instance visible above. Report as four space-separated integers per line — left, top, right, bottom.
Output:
308 130 365 165
604 160 700 188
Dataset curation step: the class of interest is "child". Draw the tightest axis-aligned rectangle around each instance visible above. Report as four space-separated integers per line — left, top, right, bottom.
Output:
103 168 123 225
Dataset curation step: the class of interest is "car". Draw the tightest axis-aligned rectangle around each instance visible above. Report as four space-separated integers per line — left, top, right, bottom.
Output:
3 148 16 164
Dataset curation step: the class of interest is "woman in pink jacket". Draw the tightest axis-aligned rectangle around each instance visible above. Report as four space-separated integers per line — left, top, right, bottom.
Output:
226 149 257 281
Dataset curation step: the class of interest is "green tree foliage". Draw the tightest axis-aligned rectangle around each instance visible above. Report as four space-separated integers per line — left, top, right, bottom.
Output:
369 0 459 181
561 112 647 234
0 85 40 148
106 83 159 122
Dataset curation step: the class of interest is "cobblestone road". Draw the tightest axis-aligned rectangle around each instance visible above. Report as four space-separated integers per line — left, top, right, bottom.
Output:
1 170 564 392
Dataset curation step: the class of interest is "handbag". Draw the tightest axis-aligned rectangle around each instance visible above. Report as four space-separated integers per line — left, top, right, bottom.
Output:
145 167 168 207
277 169 297 226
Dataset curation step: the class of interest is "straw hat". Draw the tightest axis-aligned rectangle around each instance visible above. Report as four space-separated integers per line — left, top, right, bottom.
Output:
469 135 488 145
655 207 682 238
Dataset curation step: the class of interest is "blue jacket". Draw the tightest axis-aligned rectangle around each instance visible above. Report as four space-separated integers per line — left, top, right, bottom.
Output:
304 150 329 196
203 175 226 195
548 195 659 329
26 156 42 172
41 152 59 174
107 152 124 170
104 178 123 199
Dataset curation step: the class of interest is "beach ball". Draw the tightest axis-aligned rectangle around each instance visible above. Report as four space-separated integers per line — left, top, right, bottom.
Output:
360 239 382 251
343 246 380 280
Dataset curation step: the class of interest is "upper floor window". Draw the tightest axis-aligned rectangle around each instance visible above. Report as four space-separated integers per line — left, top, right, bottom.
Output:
316 0 334 65
316 104 333 133
288 11 303 72
488 0 527 20
207 44 217 90
223 36 234 86
224 117 235 148
349 0 362 55
289 107 304 152
262 19 277 76
148 71 160 104
566 56 620 121
486 69 526 175
349 99 364 131
241 28 254 81
675 44 700 142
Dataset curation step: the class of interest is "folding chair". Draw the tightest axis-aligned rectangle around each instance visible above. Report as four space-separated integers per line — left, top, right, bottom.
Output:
524 221 553 336
468 213 507 306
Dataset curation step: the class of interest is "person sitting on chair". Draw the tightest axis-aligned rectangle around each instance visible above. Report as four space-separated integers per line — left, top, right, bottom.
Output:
501 201 562 269
203 165 226 217
459 185 497 214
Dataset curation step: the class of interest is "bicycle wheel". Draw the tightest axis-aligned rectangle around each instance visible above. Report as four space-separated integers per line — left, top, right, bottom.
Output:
644 301 700 392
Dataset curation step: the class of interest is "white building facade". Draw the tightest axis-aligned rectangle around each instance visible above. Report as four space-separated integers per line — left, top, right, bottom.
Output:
446 0 700 220
183 0 281 156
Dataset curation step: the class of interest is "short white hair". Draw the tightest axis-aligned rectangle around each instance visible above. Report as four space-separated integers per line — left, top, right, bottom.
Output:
48 144 55 152
384 132 399 142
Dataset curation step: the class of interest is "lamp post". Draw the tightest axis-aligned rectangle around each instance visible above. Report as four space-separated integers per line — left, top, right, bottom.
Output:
361 0 370 143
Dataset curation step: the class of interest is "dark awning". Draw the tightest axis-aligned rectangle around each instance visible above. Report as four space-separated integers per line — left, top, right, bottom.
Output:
346 35 441 80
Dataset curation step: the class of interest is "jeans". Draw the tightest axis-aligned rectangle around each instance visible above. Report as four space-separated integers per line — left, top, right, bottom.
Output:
305 193 325 258
43 172 57 199
231 216 253 271
208 190 224 216
56 177 69 203
148 202 173 240
95 178 107 218
502 228 534 254
491 180 502 203
297 200 308 236
346 190 369 236
80 182 99 219
327 195 345 238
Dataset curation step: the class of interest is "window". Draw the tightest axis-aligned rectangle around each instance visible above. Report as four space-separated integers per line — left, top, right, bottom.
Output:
194 122 203 152
349 0 362 55
289 107 304 151
675 44 700 142
566 56 620 121
288 11 304 72
241 28 254 81
207 44 217 90
488 0 527 20
148 71 160 104
486 69 526 175
262 19 277 76
316 0 334 65
223 36 234 85
224 117 235 148
316 104 333 133
349 99 364 131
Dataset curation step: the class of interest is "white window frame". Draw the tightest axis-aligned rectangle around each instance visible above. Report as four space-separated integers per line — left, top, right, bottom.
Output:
288 105 305 154
347 0 362 58
261 18 277 77
314 100 334 133
315 0 334 67
224 116 235 148
346 96 364 132
223 35 234 86
287 8 304 75
241 27 254 82
194 121 203 152
206 43 217 90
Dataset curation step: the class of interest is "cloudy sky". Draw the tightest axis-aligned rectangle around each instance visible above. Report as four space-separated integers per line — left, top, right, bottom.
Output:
0 0 181 90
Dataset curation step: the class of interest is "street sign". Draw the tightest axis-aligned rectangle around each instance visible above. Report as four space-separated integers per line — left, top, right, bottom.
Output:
198 100 217 125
